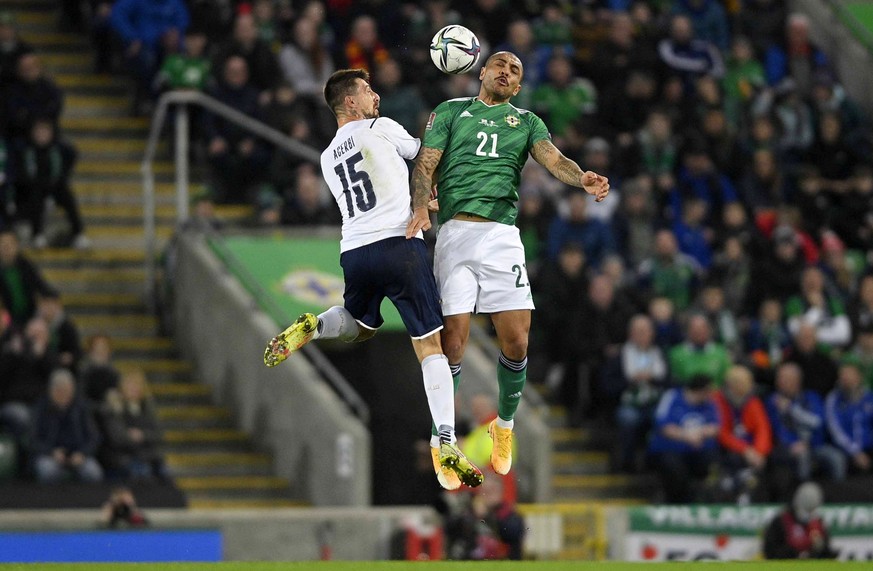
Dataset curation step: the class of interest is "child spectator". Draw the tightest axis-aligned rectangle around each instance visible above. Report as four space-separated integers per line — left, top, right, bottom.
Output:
11 119 88 249
79 334 121 404
154 28 210 93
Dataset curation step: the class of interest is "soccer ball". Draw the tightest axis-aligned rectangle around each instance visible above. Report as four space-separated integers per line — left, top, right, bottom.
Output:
430 25 481 75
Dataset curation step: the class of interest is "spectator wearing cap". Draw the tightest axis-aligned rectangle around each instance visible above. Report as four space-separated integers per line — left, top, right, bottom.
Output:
0 10 33 84
767 362 846 501
648 374 721 504
785 266 852 351
745 225 804 314
825 362 873 475
30 368 103 483
763 482 837 559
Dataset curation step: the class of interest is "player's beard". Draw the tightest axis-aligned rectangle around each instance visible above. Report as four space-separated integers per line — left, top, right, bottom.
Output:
487 77 515 103
362 106 380 120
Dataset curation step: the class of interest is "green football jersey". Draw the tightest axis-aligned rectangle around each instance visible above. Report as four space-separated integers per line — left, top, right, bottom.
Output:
423 97 551 225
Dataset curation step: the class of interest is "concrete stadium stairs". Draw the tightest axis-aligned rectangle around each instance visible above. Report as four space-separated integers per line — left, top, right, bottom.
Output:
10 0 302 509
545 404 657 503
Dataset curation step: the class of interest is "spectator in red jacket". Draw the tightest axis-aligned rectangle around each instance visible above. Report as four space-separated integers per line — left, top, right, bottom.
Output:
715 364 773 502
343 15 388 73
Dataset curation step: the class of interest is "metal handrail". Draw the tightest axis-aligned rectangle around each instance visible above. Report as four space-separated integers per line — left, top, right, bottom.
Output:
207 230 371 424
141 89 321 301
139 90 372 422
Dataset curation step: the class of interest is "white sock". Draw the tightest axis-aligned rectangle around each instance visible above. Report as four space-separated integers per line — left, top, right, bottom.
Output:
497 417 514 430
314 306 359 342
422 354 455 444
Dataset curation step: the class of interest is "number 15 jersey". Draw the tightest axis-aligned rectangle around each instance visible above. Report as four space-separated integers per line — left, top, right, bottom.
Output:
320 117 422 253
423 97 551 226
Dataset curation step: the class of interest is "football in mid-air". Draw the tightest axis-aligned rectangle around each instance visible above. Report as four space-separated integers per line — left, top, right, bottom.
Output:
430 25 481 74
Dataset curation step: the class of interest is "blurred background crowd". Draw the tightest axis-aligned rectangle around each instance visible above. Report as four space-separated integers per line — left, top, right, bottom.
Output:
2 0 873 520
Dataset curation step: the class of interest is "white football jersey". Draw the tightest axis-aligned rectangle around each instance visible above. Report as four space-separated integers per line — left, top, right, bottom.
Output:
320 117 422 252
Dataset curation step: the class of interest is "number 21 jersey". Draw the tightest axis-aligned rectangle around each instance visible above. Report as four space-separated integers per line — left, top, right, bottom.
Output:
423 97 551 226
320 117 422 253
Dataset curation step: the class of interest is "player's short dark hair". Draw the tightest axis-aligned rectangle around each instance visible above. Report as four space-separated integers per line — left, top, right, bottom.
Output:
324 69 369 116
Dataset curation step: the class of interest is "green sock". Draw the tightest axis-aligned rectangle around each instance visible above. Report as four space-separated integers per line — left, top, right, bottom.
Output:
497 352 527 421
431 364 462 437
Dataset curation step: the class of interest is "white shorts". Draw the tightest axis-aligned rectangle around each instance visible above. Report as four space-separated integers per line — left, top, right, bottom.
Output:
434 219 535 316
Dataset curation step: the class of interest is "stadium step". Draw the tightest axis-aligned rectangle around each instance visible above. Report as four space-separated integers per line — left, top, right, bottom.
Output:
11 3 301 510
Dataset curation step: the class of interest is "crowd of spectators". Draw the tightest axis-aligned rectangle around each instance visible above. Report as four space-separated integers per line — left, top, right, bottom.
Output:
54 0 873 505
0 11 88 249
0 228 165 484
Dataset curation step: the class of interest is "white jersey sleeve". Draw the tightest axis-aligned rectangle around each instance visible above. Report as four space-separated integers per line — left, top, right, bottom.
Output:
320 118 423 252
371 117 421 160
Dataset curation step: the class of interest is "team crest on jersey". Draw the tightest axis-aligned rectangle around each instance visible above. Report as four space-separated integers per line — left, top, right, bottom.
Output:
426 112 436 130
280 270 345 307
504 114 520 128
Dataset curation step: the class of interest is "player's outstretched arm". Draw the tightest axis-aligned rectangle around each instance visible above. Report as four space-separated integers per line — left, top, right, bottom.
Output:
406 146 444 238
530 139 610 202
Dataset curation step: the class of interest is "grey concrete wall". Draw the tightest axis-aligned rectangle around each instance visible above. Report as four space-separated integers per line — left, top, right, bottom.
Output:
172 233 371 506
0 507 439 561
792 0 873 118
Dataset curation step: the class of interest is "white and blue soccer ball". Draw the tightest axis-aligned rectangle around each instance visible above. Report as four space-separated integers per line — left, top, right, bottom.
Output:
430 25 481 75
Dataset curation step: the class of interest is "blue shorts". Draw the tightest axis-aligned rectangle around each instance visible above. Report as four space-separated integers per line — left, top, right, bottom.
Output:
340 236 443 339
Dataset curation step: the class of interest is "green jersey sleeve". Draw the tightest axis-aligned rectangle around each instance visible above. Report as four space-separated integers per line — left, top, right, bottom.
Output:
422 100 457 151
526 111 551 148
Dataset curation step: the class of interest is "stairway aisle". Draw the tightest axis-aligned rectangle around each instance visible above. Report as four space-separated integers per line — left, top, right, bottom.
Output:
8 0 301 508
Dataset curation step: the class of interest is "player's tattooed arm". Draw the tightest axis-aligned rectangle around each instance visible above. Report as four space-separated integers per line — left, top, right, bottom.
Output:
406 147 443 238
531 139 610 202
411 147 443 209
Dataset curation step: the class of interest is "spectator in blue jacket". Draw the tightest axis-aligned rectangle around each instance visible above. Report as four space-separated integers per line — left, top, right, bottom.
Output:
648 374 721 503
110 0 189 113
546 188 616 269
671 0 730 52
764 13 829 98
825 362 873 474
658 15 724 96
767 363 846 500
30 369 103 483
